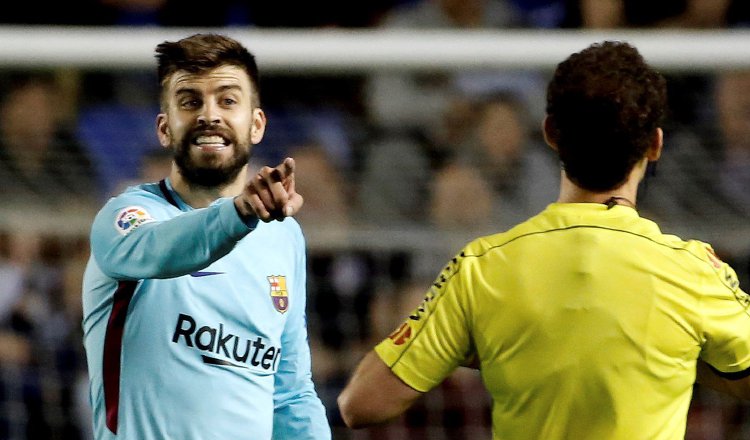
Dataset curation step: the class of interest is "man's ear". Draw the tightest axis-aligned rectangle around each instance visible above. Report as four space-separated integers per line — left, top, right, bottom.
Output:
157 113 171 148
647 128 663 162
542 116 558 152
250 108 267 145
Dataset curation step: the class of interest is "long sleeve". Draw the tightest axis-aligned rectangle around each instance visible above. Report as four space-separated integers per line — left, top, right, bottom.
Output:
90 190 255 280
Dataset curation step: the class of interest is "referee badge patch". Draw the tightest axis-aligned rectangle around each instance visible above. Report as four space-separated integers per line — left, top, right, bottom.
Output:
267 275 289 314
114 206 154 236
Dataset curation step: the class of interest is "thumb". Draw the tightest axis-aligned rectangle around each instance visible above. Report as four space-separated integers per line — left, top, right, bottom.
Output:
284 192 304 217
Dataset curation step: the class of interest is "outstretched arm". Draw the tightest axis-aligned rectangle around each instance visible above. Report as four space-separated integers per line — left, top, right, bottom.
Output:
93 158 304 280
337 350 423 429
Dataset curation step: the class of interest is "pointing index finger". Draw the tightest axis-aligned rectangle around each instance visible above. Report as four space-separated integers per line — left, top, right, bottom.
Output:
281 157 295 179
275 157 296 191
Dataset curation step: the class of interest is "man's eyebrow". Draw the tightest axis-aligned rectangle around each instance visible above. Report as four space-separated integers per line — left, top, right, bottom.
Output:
174 87 198 97
174 84 243 96
215 84 244 93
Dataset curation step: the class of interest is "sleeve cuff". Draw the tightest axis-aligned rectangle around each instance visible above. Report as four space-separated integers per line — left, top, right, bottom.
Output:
374 340 432 393
217 198 258 238
707 363 750 380
233 202 260 229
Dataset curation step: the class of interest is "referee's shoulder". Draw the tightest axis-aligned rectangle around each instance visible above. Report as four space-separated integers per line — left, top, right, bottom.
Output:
654 232 738 280
460 222 532 258
656 232 713 259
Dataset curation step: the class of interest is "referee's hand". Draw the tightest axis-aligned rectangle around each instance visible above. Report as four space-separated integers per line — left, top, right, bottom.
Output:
235 157 304 222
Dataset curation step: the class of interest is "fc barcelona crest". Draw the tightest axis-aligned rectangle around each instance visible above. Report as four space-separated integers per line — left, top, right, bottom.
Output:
267 275 289 314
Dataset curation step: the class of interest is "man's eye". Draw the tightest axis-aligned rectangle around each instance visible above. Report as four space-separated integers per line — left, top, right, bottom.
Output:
181 99 200 108
223 98 237 105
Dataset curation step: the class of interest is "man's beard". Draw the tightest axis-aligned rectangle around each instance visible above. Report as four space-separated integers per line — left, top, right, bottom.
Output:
172 127 252 188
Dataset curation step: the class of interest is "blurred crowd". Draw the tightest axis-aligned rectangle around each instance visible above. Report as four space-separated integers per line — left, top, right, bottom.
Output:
3 0 750 28
2 0 750 438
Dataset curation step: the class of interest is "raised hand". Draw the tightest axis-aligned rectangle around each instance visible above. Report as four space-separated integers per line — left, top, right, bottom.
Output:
235 157 304 222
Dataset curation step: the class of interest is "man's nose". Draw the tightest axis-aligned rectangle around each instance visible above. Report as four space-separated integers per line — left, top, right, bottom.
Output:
197 102 221 125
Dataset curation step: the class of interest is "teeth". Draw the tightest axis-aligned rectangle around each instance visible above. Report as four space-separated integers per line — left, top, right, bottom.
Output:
195 135 225 145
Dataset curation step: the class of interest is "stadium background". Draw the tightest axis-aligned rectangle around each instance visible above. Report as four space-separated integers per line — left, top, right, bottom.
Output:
1 1 750 438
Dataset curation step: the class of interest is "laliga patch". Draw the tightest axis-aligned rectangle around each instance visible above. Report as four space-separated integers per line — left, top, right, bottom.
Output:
388 322 412 346
114 206 154 236
705 245 723 269
268 275 289 314
705 245 740 291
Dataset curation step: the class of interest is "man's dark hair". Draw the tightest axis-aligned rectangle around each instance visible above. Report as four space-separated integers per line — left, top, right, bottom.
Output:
545 41 667 191
155 33 261 109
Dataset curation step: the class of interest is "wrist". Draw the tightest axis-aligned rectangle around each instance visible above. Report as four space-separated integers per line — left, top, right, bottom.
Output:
233 197 259 229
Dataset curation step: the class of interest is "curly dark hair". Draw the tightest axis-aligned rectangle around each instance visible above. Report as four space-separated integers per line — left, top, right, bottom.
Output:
545 41 667 191
155 33 261 109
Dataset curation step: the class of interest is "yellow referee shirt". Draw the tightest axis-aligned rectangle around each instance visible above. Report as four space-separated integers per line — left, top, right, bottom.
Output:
375 203 750 440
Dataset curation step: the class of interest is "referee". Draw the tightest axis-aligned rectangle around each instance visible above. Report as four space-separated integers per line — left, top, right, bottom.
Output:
338 41 750 439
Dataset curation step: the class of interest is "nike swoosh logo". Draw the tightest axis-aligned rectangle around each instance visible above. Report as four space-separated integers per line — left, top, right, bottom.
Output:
202 355 246 369
189 271 225 277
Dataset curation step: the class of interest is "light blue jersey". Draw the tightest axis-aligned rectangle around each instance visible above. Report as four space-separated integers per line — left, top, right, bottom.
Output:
82 179 330 440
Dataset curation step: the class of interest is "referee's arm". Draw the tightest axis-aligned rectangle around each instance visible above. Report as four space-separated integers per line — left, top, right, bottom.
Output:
337 350 423 428
696 359 750 399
